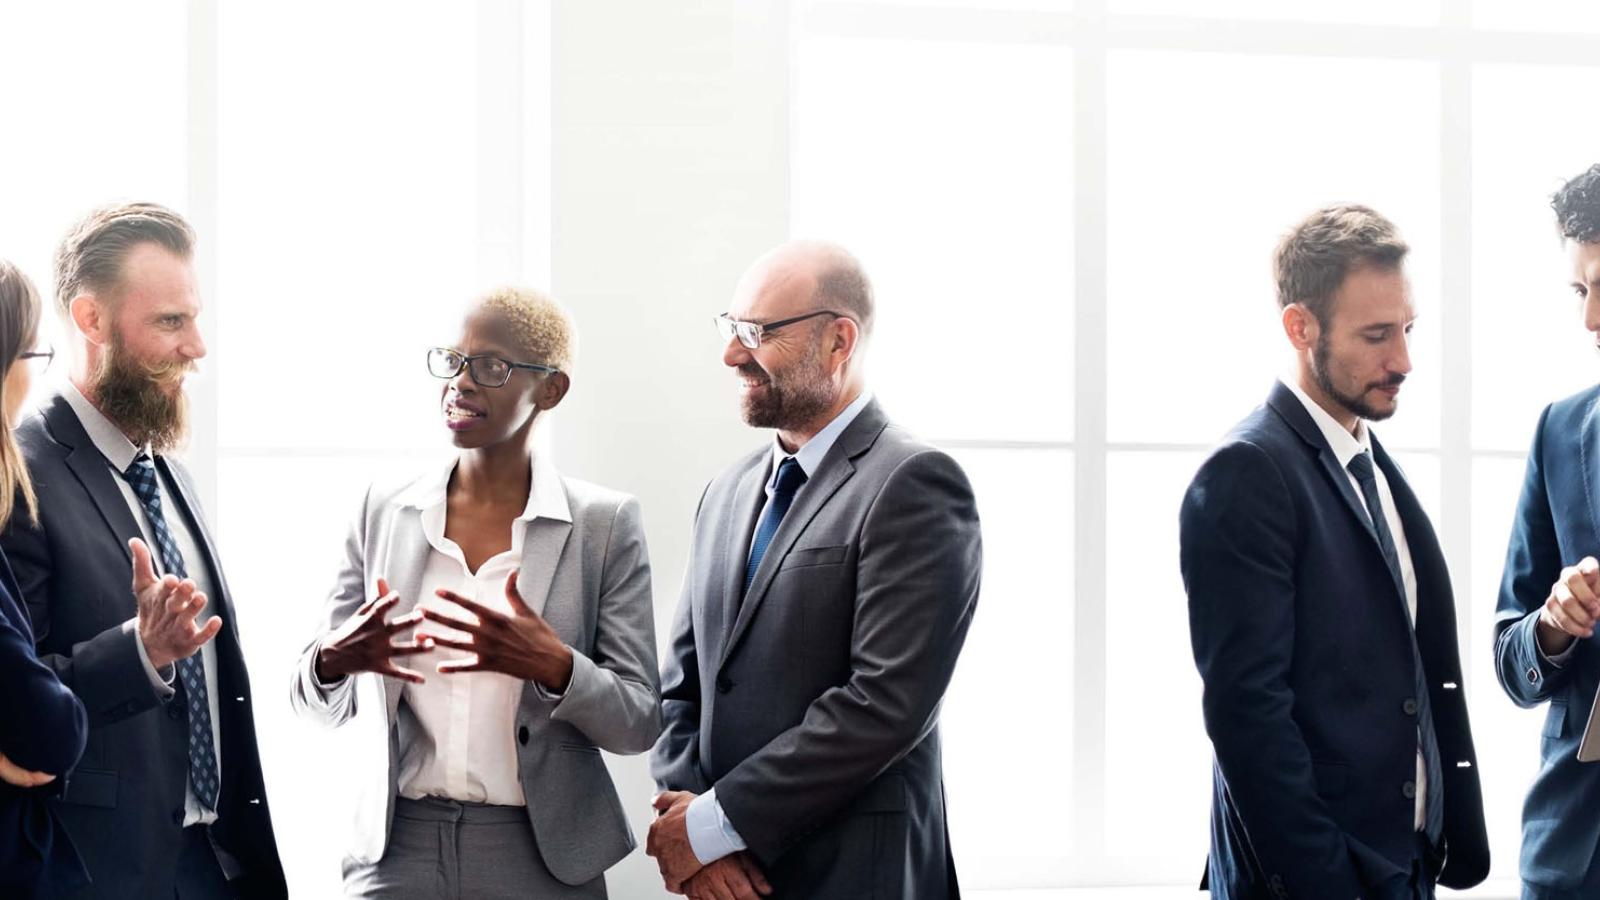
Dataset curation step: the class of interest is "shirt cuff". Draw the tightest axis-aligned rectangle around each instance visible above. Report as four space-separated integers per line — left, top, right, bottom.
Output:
125 618 176 697
1539 631 1580 668
686 788 747 866
309 638 348 690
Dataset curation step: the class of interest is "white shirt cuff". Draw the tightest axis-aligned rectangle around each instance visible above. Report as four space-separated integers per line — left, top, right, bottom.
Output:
686 787 747 866
125 617 176 696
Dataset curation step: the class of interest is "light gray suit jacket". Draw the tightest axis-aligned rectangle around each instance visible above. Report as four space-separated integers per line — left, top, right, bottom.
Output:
651 399 981 899
289 467 661 886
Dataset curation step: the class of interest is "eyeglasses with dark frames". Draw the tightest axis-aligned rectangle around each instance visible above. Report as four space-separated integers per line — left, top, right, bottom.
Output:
713 309 853 350
19 346 53 374
426 347 558 388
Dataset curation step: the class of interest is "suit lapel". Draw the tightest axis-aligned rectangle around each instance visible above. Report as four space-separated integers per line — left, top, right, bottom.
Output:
1581 393 1600 546
717 400 889 672
45 396 143 571
715 457 769 656
1266 383 1386 556
156 457 242 641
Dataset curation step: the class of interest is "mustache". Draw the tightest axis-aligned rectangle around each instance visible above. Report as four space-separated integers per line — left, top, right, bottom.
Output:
1369 374 1405 390
736 363 768 381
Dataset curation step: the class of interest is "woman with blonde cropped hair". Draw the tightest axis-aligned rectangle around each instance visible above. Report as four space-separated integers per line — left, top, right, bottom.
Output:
0 259 89 898
291 286 662 898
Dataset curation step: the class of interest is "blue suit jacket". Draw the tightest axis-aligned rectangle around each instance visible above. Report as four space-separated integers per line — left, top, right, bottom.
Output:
1493 382 1600 895
0 546 89 899
1181 383 1489 900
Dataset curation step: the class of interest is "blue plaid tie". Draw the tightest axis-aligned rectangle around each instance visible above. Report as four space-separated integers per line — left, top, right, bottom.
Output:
1347 450 1443 844
123 454 220 811
745 457 807 594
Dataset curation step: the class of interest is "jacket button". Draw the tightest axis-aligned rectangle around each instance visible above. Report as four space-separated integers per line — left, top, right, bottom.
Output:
716 675 733 694
172 808 185 826
1528 667 1540 684
167 702 183 720
1402 698 1418 716
518 726 529 746
1402 781 1417 800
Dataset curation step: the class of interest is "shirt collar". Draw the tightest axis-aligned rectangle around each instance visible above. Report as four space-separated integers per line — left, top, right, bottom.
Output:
769 390 874 485
61 381 146 472
1280 376 1372 468
400 452 572 525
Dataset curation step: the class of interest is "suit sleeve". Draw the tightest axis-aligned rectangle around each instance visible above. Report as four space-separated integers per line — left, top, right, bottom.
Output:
1181 441 1364 900
1 489 163 729
714 450 981 865
548 496 663 754
287 486 371 726
0 582 87 775
1494 404 1575 707
651 483 712 794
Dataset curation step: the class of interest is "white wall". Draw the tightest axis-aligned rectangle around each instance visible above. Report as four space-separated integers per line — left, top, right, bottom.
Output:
548 2 793 896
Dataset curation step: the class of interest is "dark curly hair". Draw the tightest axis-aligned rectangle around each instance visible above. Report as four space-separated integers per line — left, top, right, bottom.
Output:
1553 164 1600 244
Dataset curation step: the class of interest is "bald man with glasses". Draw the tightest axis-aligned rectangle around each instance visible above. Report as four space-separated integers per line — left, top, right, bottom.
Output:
647 241 982 900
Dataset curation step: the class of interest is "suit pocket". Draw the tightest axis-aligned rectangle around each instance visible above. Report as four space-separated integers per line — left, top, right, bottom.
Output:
559 742 601 755
780 544 849 569
57 768 117 808
1311 760 1348 801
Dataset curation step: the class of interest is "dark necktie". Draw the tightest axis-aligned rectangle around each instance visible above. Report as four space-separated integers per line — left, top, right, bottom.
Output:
745 457 807 594
123 454 220 811
1347 450 1443 843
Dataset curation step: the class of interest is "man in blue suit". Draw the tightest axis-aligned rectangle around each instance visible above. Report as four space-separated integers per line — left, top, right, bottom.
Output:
1494 162 1600 900
1181 204 1489 900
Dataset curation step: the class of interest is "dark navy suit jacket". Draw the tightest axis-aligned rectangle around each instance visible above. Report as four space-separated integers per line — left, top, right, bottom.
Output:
0 547 89 899
1181 382 1489 900
1493 382 1600 896
0 394 286 899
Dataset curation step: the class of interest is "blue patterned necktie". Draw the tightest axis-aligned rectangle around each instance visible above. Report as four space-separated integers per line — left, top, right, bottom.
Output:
745 457 808 595
1347 450 1443 844
123 453 220 811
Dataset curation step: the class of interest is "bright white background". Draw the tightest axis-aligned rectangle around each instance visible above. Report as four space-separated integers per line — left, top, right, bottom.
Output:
4 2 1600 898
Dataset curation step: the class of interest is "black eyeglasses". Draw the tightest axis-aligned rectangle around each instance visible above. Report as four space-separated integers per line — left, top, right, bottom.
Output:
714 309 852 349
19 346 53 374
427 348 558 388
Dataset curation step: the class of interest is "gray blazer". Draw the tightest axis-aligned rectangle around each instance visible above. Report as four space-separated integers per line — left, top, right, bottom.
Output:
651 399 982 899
288 467 661 886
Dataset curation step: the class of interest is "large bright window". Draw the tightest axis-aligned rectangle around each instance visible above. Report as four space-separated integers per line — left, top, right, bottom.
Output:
794 2 1600 896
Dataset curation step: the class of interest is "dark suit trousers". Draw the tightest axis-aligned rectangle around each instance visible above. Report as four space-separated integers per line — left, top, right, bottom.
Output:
1366 834 1440 900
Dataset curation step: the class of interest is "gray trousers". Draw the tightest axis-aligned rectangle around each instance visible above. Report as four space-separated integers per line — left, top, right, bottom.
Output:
342 797 607 900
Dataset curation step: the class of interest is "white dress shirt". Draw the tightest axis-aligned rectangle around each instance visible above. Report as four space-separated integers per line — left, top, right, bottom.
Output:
1282 377 1426 831
394 454 572 806
61 382 223 828
686 390 874 865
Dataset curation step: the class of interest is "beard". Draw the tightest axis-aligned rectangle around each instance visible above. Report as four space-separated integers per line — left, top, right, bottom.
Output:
1311 330 1402 423
90 333 194 453
738 346 835 431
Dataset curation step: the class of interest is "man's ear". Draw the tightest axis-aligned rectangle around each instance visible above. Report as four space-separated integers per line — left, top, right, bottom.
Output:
829 316 861 366
1281 303 1318 352
69 293 110 346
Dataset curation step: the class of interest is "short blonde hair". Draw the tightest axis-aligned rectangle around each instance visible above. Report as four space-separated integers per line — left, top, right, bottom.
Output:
476 286 576 372
54 202 195 315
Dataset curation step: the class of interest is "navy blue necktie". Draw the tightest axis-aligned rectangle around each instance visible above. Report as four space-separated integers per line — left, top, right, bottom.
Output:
123 454 220 811
1347 450 1443 843
745 457 807 594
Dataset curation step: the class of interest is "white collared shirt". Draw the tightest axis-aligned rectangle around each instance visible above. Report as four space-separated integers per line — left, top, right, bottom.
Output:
394 454 572 806
1280 377 1425 831
60 382 223 828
